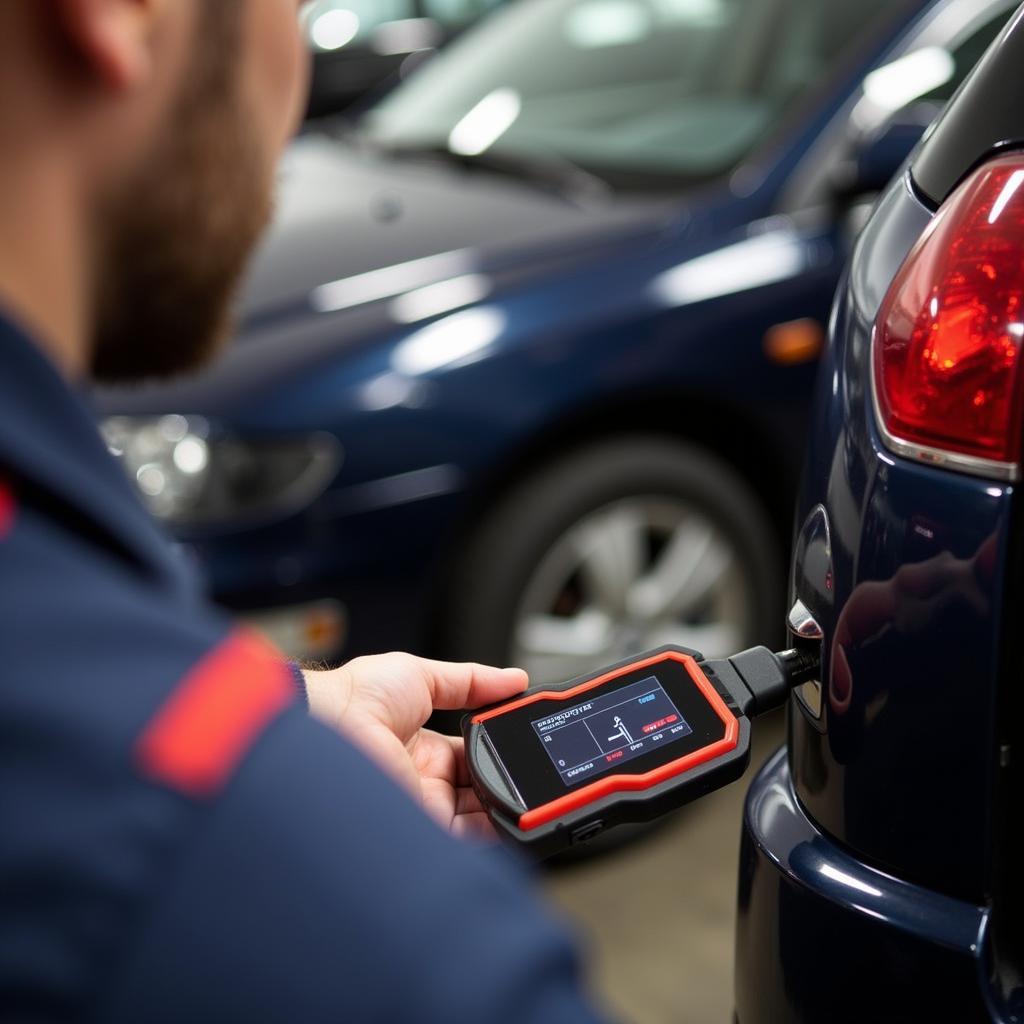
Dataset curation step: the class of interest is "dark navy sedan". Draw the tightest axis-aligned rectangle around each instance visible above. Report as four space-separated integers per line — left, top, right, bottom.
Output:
735 2 1024 1020
99 0 1011 683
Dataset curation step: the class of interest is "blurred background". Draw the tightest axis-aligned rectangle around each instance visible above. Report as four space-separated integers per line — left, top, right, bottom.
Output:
96 0 1017 1016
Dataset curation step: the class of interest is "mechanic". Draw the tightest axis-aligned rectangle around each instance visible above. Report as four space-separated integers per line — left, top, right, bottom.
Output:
0 2 606 1020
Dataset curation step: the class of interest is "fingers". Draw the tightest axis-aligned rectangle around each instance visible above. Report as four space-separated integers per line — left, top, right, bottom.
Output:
454 782 485 817
417 658 528 711
420 775 457 829
347 718 425 800
451 811 497 841
417 734 480 804
416 732 493 839
445 746 499 842
420 775 488 832
440 733 471 786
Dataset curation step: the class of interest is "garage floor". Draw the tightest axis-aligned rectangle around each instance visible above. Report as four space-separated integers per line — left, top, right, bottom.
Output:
544 710 786 1024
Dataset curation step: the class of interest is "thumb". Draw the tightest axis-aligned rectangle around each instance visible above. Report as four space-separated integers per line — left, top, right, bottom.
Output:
419 659 529 710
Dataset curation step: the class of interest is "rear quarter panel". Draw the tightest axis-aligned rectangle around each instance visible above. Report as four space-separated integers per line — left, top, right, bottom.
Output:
788 172 1014 902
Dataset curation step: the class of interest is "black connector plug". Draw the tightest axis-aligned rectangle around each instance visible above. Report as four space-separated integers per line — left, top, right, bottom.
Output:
706 646 820 718
774 648 820 688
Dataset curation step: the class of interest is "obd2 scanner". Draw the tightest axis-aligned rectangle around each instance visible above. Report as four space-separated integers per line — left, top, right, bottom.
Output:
464 645 817 858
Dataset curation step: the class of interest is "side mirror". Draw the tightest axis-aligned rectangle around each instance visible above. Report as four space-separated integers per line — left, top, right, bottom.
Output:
830 102 940 201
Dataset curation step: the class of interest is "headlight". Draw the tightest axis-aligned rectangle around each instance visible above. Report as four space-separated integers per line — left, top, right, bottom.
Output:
101 415 342 527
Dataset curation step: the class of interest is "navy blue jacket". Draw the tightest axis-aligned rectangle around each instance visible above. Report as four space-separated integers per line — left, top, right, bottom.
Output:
0 315 604 1022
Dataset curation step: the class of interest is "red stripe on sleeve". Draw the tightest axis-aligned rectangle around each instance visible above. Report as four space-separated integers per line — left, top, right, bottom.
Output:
0 481 16 539
136 630 296 797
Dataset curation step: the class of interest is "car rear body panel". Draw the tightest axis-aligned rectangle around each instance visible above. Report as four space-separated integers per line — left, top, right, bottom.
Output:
788 173 1014 903
736 6 1024 1020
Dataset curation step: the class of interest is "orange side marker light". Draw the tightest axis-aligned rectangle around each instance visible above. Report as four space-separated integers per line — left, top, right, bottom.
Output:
764 318 824 365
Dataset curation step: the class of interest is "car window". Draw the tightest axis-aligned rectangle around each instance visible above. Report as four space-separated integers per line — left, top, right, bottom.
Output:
304 0 505 51
916 5 1013 103
780 0 1019 214
855 1 1016 122
305 1 417 51
362 0 897 185
422 0 506 28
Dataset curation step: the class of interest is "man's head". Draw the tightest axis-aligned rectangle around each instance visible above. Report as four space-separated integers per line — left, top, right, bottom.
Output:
0 0 309 381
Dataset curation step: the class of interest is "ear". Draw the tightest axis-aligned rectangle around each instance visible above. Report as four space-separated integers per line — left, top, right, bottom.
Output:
52 0 163 90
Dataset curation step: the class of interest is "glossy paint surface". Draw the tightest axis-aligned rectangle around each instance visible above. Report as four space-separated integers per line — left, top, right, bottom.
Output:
735 749 991 1023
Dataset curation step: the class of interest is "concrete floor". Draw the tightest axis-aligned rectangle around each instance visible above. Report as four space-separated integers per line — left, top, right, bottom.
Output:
544 711 786 1024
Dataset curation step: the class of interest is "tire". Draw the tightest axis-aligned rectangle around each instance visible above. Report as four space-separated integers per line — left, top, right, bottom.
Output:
446 436 783 678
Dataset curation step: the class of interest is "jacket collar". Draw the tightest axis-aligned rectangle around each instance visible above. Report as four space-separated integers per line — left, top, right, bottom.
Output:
0 313 197 594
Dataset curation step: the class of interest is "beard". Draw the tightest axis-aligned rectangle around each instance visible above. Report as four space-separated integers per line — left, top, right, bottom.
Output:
91 3 272 383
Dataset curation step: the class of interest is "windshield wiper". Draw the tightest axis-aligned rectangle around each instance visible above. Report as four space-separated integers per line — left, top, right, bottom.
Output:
351 135 613 204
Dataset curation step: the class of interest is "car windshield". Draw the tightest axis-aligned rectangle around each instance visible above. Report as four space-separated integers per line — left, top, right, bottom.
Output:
361 0 895 187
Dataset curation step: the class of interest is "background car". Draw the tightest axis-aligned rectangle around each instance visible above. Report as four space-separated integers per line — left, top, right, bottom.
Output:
302 0 506 119
734 3 1024 1020
99 0 1011 687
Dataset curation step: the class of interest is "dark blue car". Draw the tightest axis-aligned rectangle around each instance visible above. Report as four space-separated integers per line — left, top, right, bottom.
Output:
99 0 1010 685
735 3 1024 1020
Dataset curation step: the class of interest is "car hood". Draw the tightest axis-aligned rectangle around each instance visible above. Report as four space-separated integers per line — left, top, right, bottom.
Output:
237 132 680 326
96 132 693 417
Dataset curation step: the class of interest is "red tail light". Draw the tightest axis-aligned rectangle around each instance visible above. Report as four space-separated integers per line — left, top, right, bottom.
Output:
873 154 1024 479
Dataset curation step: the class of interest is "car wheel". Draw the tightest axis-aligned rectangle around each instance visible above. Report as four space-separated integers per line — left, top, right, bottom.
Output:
447 437 782 685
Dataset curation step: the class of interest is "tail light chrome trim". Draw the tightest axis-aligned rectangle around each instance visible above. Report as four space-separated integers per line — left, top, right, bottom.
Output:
869 379 1020 480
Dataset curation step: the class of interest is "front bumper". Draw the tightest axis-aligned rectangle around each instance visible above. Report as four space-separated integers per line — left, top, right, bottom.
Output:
734 746 992 1023
183 482 468 662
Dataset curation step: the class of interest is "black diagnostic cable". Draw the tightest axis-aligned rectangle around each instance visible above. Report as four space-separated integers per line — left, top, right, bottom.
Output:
707 645 820 718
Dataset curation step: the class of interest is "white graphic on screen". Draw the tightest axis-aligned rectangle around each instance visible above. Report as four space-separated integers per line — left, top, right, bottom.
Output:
607 716 633 745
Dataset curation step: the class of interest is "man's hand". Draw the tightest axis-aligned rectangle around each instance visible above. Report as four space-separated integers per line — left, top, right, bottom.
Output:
303 654 528 838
